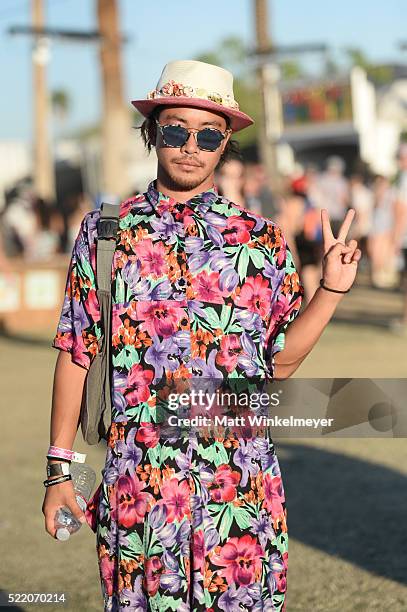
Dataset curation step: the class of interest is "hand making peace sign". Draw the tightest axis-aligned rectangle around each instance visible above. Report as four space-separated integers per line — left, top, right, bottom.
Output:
321 208 362 293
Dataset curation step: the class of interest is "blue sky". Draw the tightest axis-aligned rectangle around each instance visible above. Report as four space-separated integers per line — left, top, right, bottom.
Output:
0 0 406 140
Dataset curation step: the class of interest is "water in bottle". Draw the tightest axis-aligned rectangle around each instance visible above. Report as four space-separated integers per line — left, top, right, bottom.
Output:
54 462 96 541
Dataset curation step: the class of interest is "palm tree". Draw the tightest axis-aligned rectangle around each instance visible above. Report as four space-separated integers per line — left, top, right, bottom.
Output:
51 89 70 123
97 0 131 199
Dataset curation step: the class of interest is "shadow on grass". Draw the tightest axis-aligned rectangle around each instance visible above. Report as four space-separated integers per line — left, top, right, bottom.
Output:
332 313 399 330
0 324 53 349
278 442 407 584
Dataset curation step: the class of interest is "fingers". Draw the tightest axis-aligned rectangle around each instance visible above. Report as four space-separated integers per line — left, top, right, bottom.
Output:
337 209 356 243
342 239 358 263
43 489 86 540
44 513 57 539
324 241 353 259
351 248 362 263
321 209 334 245
68 500 87 524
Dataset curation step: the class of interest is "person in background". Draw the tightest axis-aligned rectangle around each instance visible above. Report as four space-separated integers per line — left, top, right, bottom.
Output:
243 162 278 218
25 197 64 261
349 173 374 263
368 175 398 288
392 143 407 334
0 232 12 273
1 187 37 258
275 187 303 273
215 157 246 207
305 163 325 212
290 171 323 304
318 156 349 236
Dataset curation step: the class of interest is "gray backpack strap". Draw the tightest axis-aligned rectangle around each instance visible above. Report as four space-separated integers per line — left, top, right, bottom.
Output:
96 202 120 292
95 202 119 439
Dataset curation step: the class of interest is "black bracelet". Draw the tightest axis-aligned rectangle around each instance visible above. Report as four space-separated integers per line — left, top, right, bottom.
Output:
46 455 71 463
43 474 72 488
319 279 350 294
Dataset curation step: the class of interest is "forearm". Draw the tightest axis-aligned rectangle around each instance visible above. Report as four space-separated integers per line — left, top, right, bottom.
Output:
274 286 343 378
50 350 87 449
393 201 407 248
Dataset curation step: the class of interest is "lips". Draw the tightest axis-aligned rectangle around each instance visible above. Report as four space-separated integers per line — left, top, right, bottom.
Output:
175 161 201 168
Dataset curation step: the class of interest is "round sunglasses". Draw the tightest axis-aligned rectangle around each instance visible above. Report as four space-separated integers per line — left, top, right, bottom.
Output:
155 120 230 152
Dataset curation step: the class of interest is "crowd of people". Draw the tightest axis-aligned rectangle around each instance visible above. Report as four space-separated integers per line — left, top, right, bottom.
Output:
217 145 407 331
0 186 92 263
1 145 407 331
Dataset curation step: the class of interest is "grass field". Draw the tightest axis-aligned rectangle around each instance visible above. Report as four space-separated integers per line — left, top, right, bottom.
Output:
0 311 406 611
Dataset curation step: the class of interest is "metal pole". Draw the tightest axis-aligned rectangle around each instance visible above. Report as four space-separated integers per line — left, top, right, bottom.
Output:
97 0 132 200
32 0 55 201
254 0 281 193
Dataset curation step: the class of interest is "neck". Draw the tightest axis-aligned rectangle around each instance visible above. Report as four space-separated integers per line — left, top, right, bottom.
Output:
156 166 215 203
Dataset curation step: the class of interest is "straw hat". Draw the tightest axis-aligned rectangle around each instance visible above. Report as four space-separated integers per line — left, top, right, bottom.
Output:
131 59 254 133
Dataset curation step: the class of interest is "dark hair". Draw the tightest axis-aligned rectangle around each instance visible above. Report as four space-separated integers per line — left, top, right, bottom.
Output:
134 105 242 168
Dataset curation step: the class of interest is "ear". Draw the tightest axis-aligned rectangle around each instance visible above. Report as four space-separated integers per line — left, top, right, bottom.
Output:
220 128 232 154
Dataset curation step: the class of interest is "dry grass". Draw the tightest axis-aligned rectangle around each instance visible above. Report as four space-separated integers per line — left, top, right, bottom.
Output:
0 318 406 611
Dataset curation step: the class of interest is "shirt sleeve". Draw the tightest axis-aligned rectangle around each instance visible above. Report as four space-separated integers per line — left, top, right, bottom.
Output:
264 224 304 375
52 210 102 370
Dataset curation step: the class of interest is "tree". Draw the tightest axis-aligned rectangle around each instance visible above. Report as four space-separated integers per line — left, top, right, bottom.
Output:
51 89 70 122
97 0 132 198
344 47 394 85
195 37 260 149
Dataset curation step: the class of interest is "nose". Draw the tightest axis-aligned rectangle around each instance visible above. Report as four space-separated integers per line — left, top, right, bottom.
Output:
181 131 199 154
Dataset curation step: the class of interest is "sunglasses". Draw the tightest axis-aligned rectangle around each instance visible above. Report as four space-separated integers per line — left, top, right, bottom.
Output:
155 120 230 152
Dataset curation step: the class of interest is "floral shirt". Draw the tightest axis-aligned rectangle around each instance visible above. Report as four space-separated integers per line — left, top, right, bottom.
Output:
52 180 303 611
53 180 302 406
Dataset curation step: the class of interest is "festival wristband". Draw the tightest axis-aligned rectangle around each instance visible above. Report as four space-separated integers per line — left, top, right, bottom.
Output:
43 474 72 488
47 446 87 463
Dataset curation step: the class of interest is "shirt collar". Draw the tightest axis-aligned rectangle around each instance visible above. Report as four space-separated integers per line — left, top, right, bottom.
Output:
145 179 219 215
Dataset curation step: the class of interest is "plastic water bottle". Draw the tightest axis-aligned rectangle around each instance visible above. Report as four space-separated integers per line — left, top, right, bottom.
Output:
54 463 96 541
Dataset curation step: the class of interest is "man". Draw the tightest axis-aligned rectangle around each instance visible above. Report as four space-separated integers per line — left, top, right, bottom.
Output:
43 60 360 611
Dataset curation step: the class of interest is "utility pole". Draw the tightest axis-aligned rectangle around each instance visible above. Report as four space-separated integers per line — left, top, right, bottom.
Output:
11 1 132 204
32 0 55 202
254 0 281 192
97 0 132 200
252 1 327 195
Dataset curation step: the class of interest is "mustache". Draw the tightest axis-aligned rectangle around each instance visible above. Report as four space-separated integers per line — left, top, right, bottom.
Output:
172 158 204 167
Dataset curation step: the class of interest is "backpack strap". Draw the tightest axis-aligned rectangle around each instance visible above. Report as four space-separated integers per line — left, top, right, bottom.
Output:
96 202 119 292
93 202 119 442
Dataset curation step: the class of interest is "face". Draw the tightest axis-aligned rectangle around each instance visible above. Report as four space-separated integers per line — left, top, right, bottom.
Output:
218 159 245 190
398 151 407 172
154 105 231 191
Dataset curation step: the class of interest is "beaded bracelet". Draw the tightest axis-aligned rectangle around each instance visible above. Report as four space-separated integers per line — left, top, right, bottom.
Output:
43 474 72 488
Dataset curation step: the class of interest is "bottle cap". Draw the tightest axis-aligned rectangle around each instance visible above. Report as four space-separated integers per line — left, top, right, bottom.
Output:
56 527 70 541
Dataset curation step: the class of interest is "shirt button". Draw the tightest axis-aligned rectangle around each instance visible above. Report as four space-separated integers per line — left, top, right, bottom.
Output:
184 355 191 363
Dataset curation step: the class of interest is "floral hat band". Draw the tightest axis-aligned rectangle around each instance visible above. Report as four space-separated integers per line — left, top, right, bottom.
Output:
147 80 240 111
131 59 254 133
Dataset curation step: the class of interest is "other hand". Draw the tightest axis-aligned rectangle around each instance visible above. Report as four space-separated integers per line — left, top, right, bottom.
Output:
321 208 362 292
